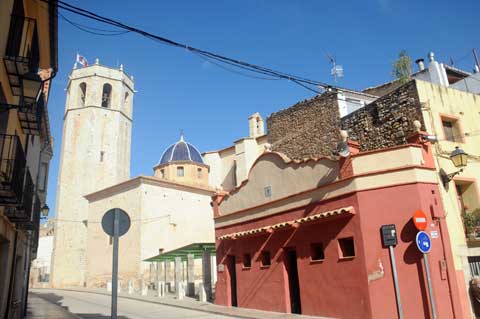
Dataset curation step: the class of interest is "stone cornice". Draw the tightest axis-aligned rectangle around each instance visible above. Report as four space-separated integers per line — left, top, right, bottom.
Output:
64 105 132 122
84 175 215 202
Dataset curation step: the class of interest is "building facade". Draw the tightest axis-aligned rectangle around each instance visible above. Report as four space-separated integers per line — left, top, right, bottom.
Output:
266 73 479 316
83 136 215 289
213 138 465 318
0 0 57 317
30 220 54 288
203 113 268 191
51 62 134 288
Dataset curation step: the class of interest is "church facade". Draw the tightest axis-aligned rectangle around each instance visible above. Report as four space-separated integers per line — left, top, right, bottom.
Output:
84 136 215 288
51 61 217 289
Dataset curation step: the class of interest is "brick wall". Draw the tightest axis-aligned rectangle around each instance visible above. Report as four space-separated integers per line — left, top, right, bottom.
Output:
266 80 425 159
266 92 340 159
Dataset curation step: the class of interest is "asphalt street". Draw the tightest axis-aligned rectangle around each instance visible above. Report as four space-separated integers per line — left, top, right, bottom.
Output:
30 289 240 319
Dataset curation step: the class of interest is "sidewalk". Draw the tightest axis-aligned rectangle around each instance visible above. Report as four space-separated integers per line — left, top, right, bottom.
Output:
31 288 330 319
27 294 79 319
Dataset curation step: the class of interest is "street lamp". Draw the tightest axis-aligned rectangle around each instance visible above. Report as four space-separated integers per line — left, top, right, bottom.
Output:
40 204 49 218
441 146 468 187
21 72 43 104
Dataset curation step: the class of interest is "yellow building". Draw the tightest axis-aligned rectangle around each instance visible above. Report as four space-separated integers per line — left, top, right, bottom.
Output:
416 80 480 315
0 0 57 317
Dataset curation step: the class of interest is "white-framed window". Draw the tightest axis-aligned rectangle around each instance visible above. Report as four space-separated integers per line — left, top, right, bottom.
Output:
177 166 184 177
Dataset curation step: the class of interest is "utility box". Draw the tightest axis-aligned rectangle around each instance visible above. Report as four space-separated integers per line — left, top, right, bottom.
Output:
381 224 398 247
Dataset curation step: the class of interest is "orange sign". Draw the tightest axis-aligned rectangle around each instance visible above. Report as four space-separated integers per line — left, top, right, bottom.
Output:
413 210 427 231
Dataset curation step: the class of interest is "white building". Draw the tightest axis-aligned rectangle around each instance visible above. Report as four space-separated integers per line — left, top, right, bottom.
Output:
83 135 215 288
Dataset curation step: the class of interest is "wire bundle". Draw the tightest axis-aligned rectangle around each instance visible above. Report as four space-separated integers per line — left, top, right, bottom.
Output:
40 0 333 94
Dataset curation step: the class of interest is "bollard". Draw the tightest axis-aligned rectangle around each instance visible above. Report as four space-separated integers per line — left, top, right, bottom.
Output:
128 280 134 294
198 283 207 302
176 282 185 300
157 281 165 297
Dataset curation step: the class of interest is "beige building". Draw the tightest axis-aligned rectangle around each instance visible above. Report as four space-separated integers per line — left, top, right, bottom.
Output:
203 112 268 190
0 0 57 317
30 220 54 288
83 135 215 288
415 80 480 316
51 61 134 288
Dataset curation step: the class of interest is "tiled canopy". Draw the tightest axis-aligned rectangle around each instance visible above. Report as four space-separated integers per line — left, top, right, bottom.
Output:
217 206 354 240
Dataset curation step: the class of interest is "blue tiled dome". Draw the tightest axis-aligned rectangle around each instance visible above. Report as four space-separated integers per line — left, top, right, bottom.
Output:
159 135 204 165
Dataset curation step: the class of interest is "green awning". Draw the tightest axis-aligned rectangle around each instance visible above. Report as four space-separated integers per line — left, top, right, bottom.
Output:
144 242 216 262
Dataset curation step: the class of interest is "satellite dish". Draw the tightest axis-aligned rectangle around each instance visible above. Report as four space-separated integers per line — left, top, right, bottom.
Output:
336 141 350 158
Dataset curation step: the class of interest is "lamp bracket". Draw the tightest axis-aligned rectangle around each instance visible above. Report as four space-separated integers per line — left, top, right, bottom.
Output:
440 168 463 188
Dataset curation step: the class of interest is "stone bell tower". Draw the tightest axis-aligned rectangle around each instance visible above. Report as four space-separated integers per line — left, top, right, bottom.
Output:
51 60 134 287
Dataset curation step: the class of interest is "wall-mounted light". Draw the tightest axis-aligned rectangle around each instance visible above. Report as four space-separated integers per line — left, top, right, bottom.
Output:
40 204 49 218
21 72 43 104
440 146 468 187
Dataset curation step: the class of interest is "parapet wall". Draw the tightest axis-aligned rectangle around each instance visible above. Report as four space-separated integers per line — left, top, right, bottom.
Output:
266 81 425 159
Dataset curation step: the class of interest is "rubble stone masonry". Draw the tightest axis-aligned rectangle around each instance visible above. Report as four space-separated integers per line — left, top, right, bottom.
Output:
267 81 425 159
266 92 340 159
342 80 425 151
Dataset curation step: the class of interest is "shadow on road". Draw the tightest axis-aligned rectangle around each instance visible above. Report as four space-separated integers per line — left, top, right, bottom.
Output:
31 291 131 319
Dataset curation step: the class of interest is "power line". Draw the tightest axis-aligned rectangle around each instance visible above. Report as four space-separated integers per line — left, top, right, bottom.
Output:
40 0 330 94
59 12 130 36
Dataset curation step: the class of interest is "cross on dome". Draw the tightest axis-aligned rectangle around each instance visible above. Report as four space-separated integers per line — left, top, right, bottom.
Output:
158 134 204 165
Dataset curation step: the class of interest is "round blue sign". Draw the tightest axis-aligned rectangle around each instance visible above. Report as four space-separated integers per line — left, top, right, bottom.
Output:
416 231 432 254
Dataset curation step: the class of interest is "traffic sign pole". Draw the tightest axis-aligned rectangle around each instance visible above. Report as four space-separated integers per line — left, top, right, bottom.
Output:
423 253 437 319
111 209 119 319
415 231 437 319
388 245 403 319
101 208 131 319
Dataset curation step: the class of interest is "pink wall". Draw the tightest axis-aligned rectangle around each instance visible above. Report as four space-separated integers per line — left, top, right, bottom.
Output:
216 194 373 318
215 182 462 318
357 183 457 319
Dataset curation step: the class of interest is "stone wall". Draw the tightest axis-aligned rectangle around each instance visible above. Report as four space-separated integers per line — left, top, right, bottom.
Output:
266 80 425 159
266 93 340 159
341 80 424 151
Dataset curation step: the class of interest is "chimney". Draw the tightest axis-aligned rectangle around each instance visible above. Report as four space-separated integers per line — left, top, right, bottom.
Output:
427 51 449 87
415 58 425 71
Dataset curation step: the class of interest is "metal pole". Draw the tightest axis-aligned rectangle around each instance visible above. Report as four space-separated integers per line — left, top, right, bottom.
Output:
389 246 403 319
473 48 480 70
423 253 437 319
111 209 119 319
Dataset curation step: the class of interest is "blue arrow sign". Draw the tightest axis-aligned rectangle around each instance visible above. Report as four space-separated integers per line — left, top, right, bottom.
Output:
416 231 432 254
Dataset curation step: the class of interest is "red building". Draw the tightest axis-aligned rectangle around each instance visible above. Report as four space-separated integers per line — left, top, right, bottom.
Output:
212 136 465 319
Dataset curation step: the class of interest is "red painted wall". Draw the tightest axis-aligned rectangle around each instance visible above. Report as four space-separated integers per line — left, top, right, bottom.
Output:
216 194 373 318
357 183 455 319
215 182 460 318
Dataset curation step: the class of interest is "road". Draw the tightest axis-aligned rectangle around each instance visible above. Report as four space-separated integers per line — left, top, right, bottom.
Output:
30 289 239 319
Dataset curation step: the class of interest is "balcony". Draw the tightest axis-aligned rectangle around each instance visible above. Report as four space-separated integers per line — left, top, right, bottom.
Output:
21 194 41 231
18 93 44 135
3 14 42 104
29 195 41 257
0 135 35 223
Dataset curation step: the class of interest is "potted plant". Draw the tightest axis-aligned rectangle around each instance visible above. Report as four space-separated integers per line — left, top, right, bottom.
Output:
463 211 479 240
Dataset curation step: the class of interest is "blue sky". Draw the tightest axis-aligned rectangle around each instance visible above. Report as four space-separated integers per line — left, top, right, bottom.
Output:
45 0 479 217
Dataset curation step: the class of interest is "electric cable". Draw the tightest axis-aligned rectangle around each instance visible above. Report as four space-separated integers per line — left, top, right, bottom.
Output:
38 0 331 94
59 12 130 36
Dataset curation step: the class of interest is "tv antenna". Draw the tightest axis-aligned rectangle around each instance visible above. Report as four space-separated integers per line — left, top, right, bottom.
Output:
326 53 344 83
